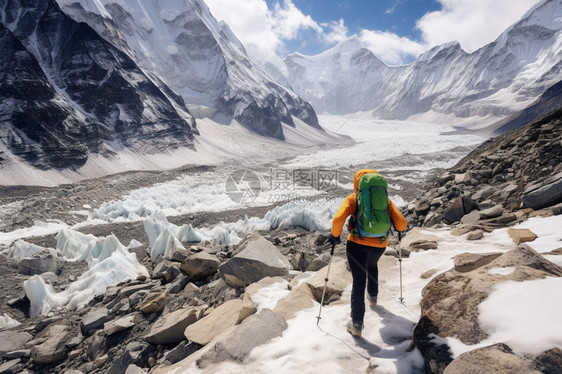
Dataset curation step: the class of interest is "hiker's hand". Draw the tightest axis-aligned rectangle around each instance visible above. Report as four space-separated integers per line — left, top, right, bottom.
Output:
328 234 341 246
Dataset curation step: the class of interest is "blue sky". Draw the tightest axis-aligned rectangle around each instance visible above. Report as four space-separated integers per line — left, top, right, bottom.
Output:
205 0 541 65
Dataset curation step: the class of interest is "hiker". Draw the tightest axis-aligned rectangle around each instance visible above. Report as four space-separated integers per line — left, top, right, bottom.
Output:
329 169 407 337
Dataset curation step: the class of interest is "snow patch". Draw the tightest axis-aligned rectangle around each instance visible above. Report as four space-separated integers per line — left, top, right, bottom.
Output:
0 313 20 330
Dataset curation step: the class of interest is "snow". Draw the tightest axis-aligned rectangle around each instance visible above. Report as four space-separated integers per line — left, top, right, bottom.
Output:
0 313 20 330
23 230 148 317
2 240 57 260
478 277 562 356
174 213 562 373
0 221 69 248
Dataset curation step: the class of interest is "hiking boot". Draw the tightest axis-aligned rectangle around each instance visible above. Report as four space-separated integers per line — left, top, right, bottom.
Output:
346 320 363 337
368 294 377 307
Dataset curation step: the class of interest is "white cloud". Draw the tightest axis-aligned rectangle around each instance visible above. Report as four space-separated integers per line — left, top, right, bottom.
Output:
205 0 322 63
416 0 541 53
359 29 426 66
205 0 541 66
322 19 349 43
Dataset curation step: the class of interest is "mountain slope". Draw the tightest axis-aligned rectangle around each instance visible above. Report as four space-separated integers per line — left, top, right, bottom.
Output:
0 0 197 170
57 0 320 140
281 0 562 128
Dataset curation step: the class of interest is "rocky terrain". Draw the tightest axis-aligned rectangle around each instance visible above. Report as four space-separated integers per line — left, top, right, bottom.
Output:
0 111 561 373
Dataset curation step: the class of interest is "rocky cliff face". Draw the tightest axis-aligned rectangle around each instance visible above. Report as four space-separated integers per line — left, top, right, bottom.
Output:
57 0 319 140
0 0 197 170
407 110 562 228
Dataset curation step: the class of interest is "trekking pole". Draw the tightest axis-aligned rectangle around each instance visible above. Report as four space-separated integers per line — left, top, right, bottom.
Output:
398 231 404 303
316 242 335 326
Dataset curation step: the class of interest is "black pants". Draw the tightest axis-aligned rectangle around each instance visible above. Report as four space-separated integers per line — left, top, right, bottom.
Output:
346 240 386 324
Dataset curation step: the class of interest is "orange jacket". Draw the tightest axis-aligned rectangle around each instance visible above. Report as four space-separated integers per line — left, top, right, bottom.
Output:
331 169 407 248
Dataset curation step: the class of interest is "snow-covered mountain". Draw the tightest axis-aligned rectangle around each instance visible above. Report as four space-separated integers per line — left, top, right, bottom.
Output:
0 0 197 170
56 0 319 140
282 0 562 128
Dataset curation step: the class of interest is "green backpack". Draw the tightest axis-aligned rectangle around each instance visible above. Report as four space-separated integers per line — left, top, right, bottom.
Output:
351 173 391 241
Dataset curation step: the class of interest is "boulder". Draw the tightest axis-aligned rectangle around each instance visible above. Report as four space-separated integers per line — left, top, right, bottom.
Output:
196 309 287 368
163 341 199 365
107 342 156 374
81 308 110 334
533 347 562 374
184 299 256 346
0 331 32 358
305 259 351 303
273 283 315 320
479 205 504 219
410 240 438 251
18 254 61 275
152 260 181 283
523 172 562 209
218 233 291 288
466 230 484 241
145 307 198 345
180 252 220 281
0 358 22 374
139 290 170 314
30 324 71 364
460 210 480 224
443 196 476 224
507 228 537 245
415 245 562 373
306 253 330 271
401 228 443 251
444 343 541 374
453 252 502 273
104 314 136 336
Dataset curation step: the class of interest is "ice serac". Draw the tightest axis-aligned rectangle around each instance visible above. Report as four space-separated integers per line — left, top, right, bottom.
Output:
0 0 196 169
57 0 320 140
282 0 562 128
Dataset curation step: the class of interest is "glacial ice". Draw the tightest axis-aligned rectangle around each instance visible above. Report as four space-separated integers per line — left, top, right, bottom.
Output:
23 231 148 317
3 240 58 260
0 313 20 330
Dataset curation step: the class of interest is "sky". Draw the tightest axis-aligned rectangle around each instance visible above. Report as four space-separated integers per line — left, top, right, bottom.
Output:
205 0 542 66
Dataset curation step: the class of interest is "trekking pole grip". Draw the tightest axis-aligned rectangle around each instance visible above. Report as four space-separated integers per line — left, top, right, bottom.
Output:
330 242 335 256
398 231 402 241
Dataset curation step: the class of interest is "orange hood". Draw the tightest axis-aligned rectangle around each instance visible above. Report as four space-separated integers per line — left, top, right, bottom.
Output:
353 169 378 194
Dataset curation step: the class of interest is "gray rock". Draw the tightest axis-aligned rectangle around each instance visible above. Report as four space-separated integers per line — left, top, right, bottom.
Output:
533 347 562 374
550 202 562 215
107 342 156 374
18 254 61 275
81 308 110 334
460 210 480 224
167 275 190 294
3 349 31 360
119 284 154 299
125 364 147 374
415 199 431 215
152 260 181 283
523 172 562 209
139 289 170 314
0 358 22 374
104 314 136 336
180 252 220 281
479 204 504 219
0 331 32 358
443 197 465 224
472 186 497 201
218 232 291 288
444 343 541 374
163 341 199 364
30 324 70 364
196 309 287 368
466 230 484 241
453 252 502 273
145 307 198 345
306 253 330 271
410 240 438 251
